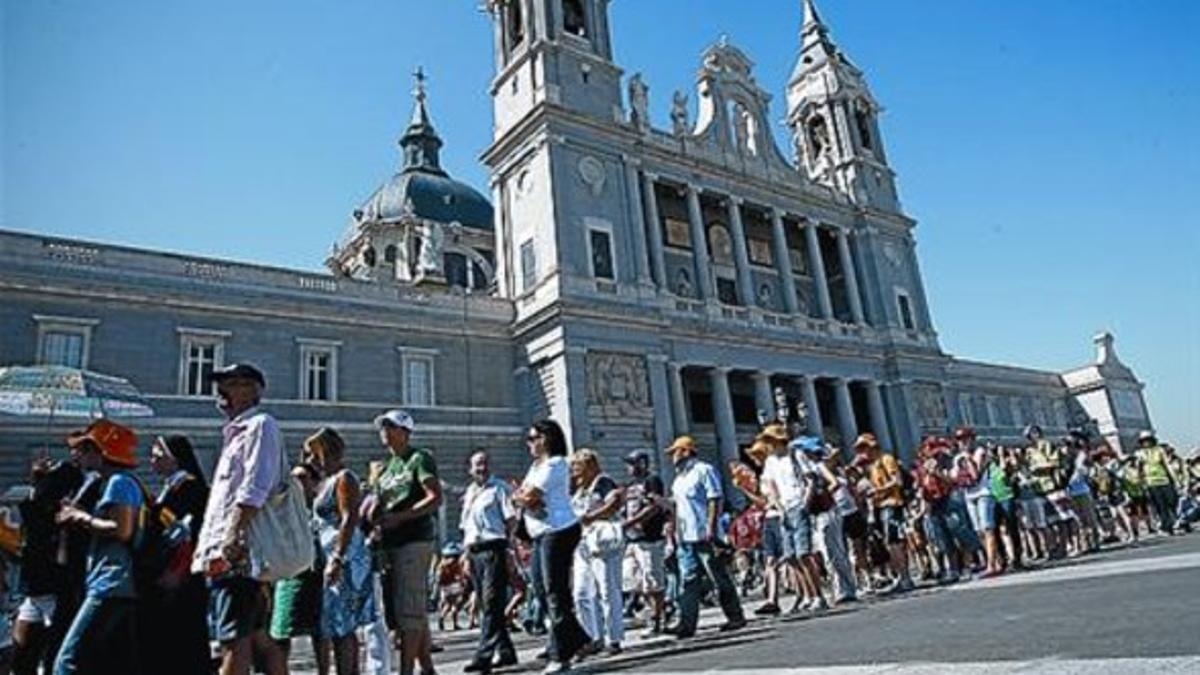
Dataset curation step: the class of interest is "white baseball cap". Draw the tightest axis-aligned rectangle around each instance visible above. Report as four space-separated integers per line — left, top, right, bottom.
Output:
374 409 415 432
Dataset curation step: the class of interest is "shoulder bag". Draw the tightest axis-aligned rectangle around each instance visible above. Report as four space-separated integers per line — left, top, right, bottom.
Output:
246 446 316 582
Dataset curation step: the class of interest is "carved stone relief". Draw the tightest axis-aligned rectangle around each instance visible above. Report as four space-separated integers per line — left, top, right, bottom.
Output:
586 351 652 423
578 155 606 197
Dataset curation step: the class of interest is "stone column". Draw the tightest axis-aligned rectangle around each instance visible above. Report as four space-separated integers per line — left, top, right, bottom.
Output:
833 378 859 455
685 185 714 301
802 376 824 438
726 196 754 307
491 181 511 297
564 347 592 451
667 362 690 436
641 172 668 291
710 366 740 498
804 221 834 319
770 208 799 314
751 371 774 422
623 159 652 285
648 355 676 482
865 380 894 451
836 227 865 324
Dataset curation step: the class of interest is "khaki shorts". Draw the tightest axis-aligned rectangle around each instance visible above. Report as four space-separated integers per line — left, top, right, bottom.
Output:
628 540 666 594
387 541 435 632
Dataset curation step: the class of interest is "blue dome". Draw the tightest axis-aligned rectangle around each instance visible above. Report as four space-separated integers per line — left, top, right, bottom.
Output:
361 170 493 231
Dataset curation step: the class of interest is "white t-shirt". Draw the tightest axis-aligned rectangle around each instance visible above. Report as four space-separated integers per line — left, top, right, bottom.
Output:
762 452 807 511
521 456 579 539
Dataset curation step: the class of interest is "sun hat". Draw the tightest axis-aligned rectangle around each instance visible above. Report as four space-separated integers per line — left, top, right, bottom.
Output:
67 419 139 468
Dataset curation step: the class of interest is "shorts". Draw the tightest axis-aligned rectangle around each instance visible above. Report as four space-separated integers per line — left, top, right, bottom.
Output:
17 594 56 627
761 516 784 560
1020 497 1048 530
781 505 814 559
386 540 435 632
966 493 997 532
842 511 868 542
878 505 906 545
627 540 667 593
1071 494 1095 519
210 576 272 644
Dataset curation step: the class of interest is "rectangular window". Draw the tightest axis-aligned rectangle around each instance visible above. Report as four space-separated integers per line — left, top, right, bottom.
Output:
403 355 435 407
298 339 340 402
520 239 536 292
34 315 98 369
42 331 85 368
588 227 615 280
896 291 916 331
177 328 229 396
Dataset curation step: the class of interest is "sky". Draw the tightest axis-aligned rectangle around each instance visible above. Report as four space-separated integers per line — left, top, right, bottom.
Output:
3 1 1198 446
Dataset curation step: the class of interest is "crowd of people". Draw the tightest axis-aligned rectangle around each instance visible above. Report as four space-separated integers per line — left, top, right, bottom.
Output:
1 360 1197 675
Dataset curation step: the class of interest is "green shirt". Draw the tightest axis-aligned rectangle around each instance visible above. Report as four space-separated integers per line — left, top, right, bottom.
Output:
1138 446 1172 488
988 462 1015 502
375 448 439 548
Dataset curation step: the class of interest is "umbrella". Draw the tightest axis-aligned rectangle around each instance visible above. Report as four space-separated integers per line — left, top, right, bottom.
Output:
0 365 155 418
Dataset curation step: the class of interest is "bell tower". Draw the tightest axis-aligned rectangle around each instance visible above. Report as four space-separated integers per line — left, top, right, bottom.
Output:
786 0 899 212
486 0 623 142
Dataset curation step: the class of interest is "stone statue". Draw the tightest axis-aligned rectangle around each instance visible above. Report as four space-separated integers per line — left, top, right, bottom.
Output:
733 103 751 155
671 90 690 137
675 269 693 297
417 222 444 277
628 73 649 132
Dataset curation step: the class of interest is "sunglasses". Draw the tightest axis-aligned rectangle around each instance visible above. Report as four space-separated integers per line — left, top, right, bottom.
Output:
526 433 542 443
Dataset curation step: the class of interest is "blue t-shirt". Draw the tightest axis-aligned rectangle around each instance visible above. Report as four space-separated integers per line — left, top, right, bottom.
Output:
84 472 143 599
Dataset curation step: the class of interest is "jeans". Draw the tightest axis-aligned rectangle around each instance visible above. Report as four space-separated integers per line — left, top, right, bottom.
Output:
54 596 139 675
469 541 516 664
813 511 856 599
573 548 625 646
1147 484 1178 532
535 524 590 662
948 493 983 553
994 498 1023 564
676 541 744 636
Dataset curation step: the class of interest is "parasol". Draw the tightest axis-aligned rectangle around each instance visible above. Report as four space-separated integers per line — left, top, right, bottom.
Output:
0 365 155 419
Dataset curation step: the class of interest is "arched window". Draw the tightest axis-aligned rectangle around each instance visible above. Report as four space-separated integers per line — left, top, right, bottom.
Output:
507 1 525 49
563 0 588 38
708 224 734 266
362 247 377 268
384 244 397 264
807 114 830 157
854 101 874 151
443 252 469 288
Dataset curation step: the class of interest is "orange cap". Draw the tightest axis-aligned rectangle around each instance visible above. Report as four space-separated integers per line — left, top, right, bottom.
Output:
67 419 139 468
853 433 879 450
665 435 697 454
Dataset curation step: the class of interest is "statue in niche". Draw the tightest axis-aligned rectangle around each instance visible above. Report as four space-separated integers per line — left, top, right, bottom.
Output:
628 73 649 132
417 222 444 277
670 90 690 137
757 283 774 310
733 102 751 155
675 269 693 298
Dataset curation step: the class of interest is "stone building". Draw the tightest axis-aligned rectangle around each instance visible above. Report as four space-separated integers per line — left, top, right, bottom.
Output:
0 0 1153 510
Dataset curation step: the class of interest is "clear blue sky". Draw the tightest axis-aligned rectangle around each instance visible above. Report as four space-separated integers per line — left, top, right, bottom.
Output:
3 1 1197 447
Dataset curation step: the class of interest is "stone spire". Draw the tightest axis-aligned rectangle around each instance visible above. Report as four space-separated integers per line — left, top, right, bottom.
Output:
795 0 841 80
399 66 446 175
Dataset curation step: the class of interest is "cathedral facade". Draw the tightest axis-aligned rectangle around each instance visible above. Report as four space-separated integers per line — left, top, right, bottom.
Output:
0 0 1152 499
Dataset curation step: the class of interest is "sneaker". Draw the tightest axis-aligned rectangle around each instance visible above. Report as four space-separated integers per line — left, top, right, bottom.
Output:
755 602 781 616
496 653 519 668
641 622 663 638
664 624 695 639
606 644 623 655
809 597 829 612
897 577 915 593
543 661 571 674
463 660 493 673
833 593 858 605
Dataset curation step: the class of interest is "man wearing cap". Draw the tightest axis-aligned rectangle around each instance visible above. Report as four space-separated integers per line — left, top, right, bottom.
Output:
192 363 288 675
53 419 145 674
370 409 443 675
854 433 914 592
620 449 668 636
664 436 745 638
757 425 824 612
1136 431 1179 534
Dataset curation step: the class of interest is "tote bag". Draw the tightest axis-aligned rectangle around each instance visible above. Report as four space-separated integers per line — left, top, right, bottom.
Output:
247 450 315 582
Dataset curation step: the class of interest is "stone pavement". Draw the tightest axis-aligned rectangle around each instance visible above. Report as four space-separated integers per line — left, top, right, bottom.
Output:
289 532 1200 674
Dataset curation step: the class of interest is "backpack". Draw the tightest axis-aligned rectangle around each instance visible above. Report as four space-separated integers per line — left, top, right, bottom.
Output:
132 476 196 593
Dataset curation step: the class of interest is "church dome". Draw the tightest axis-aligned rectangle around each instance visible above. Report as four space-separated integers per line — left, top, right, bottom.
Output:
360 170 493 231
356 71 493 231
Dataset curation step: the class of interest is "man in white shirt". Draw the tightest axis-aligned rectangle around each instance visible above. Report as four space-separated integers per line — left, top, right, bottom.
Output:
665 436 745 639
758 425 828 612
460 450 517 673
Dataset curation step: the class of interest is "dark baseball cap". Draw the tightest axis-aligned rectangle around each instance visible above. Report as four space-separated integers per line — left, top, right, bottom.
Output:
209 363 266 387
623 449 651 464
